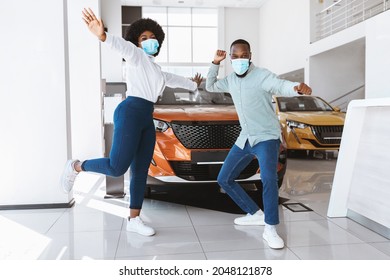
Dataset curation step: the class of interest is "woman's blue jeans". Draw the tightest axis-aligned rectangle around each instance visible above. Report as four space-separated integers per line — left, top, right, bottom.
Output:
82 96 155 209
217 139 280 225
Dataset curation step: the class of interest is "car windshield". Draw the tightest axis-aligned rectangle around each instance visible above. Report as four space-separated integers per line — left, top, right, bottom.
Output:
277 96 334 112
156 88 234 105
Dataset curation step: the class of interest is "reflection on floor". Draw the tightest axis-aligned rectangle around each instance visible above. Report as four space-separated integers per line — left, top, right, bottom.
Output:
1 157 390 260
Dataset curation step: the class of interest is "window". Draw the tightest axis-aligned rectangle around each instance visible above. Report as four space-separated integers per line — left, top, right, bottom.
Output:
142 7 218 77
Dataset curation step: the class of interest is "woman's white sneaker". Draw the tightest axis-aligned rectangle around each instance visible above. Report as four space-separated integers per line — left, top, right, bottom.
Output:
234 210 265 226
263 225 284 249
60 160 79 193
126 216 155 236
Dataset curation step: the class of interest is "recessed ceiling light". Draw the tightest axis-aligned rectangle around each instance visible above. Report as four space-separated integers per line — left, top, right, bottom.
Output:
178 0 184 3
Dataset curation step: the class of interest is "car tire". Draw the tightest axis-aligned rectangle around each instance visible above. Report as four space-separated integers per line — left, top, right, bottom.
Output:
144 186 152 198
254 177 284 193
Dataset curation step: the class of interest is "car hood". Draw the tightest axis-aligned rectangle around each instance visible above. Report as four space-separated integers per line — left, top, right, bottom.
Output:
279 111 345 125
153 105 238 122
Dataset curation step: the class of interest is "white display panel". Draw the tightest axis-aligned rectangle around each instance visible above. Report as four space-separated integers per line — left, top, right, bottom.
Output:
328 98 390 236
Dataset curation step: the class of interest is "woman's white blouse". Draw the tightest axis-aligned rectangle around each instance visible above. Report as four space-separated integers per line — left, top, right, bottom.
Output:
104 33 197 103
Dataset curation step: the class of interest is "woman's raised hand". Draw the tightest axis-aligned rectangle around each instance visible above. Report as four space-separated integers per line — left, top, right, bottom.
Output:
191 73 203 87
82 8 106 41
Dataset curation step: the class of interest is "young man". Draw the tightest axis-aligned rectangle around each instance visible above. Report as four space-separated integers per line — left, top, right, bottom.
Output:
206 39 312 249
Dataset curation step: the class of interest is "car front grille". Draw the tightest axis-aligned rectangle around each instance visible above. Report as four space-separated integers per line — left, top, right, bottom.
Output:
169 159 259 181
311 125 343 145
171 121 241 149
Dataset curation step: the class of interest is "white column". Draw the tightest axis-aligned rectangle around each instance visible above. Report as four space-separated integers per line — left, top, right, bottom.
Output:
0 0 103 209
0 0 72 208
68 0 104 160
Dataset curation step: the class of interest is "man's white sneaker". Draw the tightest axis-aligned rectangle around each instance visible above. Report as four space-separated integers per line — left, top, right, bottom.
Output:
60 160 79 193
263 226 284 249
234 211 265 226
126 216 155 236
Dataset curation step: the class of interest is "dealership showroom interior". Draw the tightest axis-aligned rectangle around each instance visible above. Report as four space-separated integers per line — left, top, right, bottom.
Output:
2 0 390 262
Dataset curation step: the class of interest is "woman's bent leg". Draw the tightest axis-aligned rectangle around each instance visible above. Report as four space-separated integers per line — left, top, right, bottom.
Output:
82 99 142 177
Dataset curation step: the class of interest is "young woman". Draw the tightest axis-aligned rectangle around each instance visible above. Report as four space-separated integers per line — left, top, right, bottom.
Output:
61 8 202 236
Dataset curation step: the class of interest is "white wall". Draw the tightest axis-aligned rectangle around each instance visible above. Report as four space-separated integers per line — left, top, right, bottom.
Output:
365 11 390 99
223 8 260 76
0 0 102 208
0 0 71 207
68 0 104 160
310 0 337 43
258 0 310 76
101 0 123 82
309 39 365 106
97 6 260 79
309 22 366 57
308 9 390 102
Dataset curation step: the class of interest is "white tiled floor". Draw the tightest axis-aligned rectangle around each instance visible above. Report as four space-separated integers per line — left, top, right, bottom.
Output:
1 157 390 260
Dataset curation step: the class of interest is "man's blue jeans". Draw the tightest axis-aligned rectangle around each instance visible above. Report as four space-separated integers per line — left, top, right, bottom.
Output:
82 96 155 209
217 139 280 225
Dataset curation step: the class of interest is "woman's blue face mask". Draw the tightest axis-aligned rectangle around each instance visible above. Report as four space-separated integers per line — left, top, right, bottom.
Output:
141 39 159 55
231 58 250 75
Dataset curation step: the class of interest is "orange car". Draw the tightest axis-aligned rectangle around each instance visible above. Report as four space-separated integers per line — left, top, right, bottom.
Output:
273 95 345 152
146 84 287 192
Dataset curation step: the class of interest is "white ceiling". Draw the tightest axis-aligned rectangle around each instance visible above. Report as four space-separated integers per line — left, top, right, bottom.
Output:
121 0 268 8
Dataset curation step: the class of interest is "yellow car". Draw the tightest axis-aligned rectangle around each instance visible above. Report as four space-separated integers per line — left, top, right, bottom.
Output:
273 95 345 152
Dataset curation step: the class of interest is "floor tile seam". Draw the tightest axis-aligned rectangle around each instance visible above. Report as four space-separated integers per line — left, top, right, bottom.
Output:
185 205 208 257
286 240 368 249
278 218 348 227
202 247 276 255
114 252 208 260
286 247 302 260
279 216 327 224
113 220 127 259
365 242 390 257
367 240 390 244
121 225 195 232
47 228 124 235
287 243 390 259
191 222 241 228
114 247 204 259
324 218 381 243
44 210 73 234
192 223 254 229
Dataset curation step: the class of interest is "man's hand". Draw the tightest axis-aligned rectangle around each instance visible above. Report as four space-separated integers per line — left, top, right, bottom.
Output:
191 73 203 87
294 83 312 95
82 8 106 42
213 50 227 65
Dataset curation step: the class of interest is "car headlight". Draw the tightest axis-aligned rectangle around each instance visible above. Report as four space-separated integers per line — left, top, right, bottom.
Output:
153 119 170 132
286 120 308 129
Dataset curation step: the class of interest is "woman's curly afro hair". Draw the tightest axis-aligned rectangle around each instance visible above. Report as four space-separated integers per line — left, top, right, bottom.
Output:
124 18 165 57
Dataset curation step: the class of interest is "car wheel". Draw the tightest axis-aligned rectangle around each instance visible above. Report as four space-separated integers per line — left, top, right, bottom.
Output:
287 149 307 158
144 186 152 198
254 177 284 193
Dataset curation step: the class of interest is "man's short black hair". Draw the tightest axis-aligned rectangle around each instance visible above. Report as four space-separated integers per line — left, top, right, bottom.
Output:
230 39 251 51
124 18 165 57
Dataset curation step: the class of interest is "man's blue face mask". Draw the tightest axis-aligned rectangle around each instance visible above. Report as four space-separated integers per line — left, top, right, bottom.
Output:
231 58 250 75
141 39 159 55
